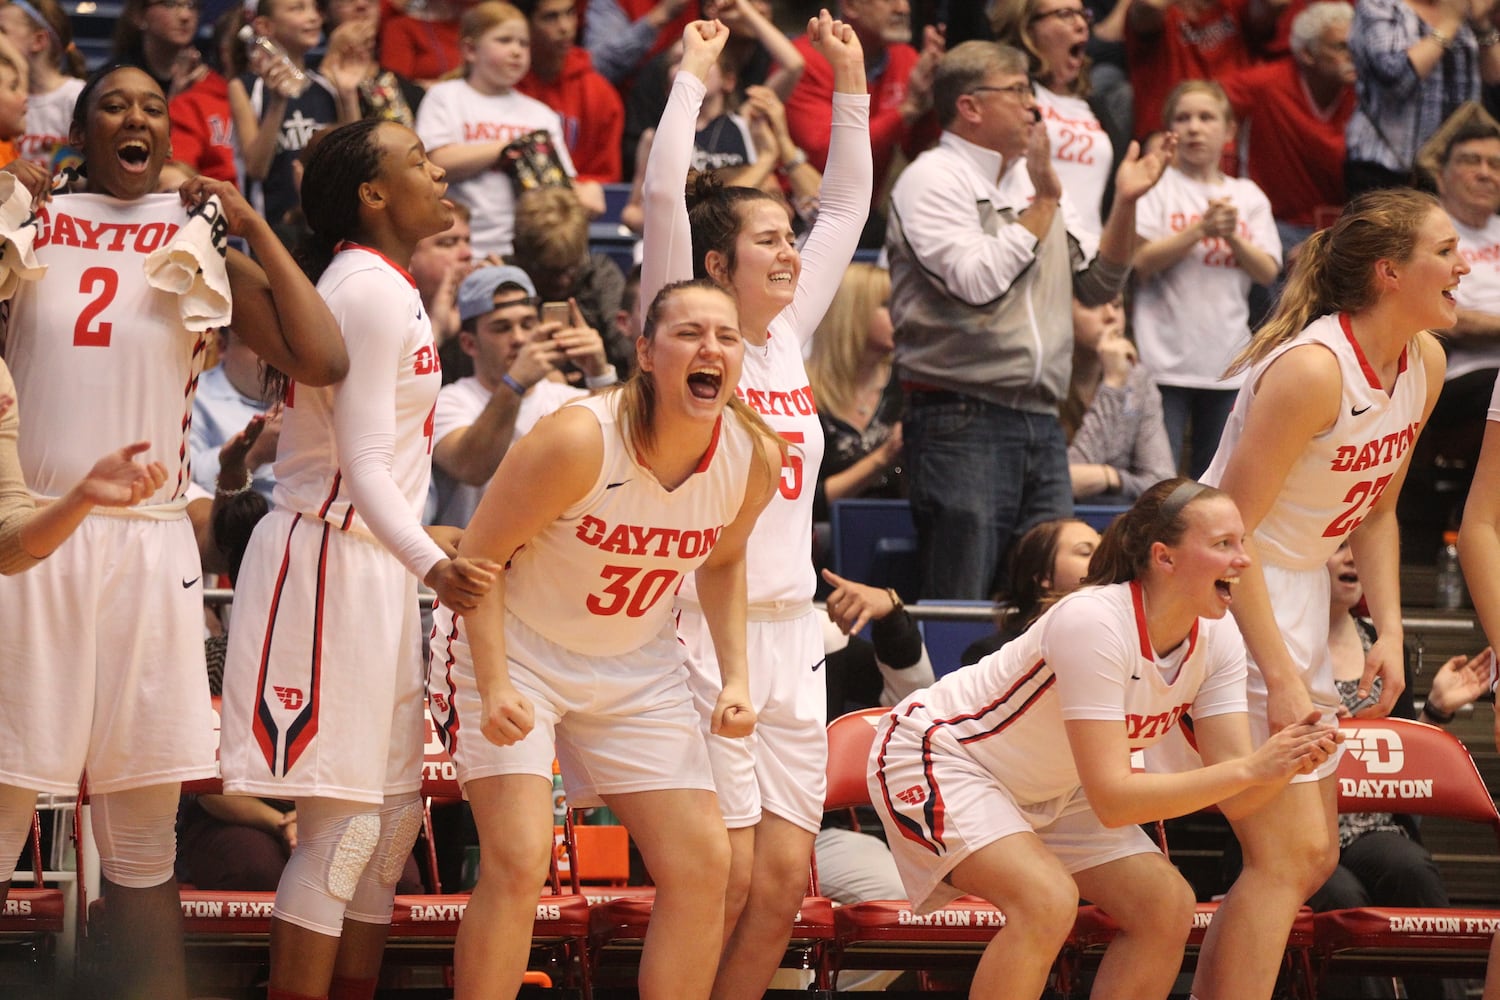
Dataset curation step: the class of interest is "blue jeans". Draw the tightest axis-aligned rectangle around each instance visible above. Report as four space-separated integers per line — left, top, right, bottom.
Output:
1160 386 1237 480
903 395 1073 600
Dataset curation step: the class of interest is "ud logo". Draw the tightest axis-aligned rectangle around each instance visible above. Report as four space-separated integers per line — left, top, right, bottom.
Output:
896 785 925 806
272 686 304 711
1344 727 1404 774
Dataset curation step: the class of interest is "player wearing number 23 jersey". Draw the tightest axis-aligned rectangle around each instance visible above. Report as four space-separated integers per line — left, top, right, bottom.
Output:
1201 311 1426 775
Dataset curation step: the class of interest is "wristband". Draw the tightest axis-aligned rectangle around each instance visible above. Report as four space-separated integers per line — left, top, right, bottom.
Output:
1421 701 1455 725
500 373 526 397
885 587 903 613
585 369 620 389
1479 28 1500 47
781 147 808 171
216 474 252 499
1431 27 1452 47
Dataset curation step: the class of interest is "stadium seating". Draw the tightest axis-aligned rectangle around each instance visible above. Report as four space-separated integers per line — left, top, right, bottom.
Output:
828 498 921 603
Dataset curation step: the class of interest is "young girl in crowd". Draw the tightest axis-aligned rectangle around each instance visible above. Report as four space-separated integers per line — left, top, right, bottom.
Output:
1133 80 1281 477
0 0 83 169
416 1 582 258
1063 297 1174 502
640 13 871 999
219 118 498 1000
870 479 1339 1000
230 0 347 226
427 280 783 999
1194 187 1454 1000
111 0 198 96
0 64 347 998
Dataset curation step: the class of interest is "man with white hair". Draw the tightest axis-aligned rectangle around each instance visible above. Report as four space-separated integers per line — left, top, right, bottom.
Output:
1220 1 1356 256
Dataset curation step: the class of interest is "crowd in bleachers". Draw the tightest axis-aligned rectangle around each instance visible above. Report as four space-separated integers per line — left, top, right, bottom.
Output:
6 0 1500 997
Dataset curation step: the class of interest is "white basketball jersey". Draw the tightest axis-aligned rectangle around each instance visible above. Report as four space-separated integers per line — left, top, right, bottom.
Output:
678 325 822 607
3 193 209 503
504 392 756 656
886 582 1246 807
273 245 442 533
1203 312 1427 571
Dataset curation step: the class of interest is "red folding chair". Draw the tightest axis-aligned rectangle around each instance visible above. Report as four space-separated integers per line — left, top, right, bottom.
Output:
1309 718 1500 991
0 811 68 990
822 708 1007 990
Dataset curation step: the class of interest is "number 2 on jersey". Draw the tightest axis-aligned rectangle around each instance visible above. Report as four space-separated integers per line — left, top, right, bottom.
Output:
1322 473 1393 538
73 267 118 348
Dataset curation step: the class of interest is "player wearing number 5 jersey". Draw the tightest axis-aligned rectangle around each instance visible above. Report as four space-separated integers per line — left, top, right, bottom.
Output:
1189 187 1455 1000
428 279 783 1000
0 64 348 1000
640 13 871 999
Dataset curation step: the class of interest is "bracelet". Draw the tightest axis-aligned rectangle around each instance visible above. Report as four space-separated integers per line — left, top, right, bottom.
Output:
215 474 252 499
885 587 903 613
585 369 620 389
500 373 526 397
780 147 808 172
1421 701 1455 725
1478 28 1500 47
1431 27 1453 47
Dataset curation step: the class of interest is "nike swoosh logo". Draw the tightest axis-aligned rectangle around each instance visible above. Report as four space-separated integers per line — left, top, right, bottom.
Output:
811 657 826 672
1351 404 1372 417
182 577 200 589
605 480 630 489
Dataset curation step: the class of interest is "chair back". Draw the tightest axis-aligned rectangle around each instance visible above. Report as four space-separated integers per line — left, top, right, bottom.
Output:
1335 718 1500 843
825 709 888 812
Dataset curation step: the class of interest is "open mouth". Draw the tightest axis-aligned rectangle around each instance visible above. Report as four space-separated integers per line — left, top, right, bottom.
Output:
687 367 722 400
1069 42 1086 59
118 140 150 171
769 271 794 289
1443 286 1458 303
1214 574 1238 601
1337 571 1358 585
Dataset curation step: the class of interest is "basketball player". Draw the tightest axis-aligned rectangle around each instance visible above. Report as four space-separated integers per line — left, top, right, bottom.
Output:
218 118 499 1000
1193 188 1453 1000
0 63 348 1000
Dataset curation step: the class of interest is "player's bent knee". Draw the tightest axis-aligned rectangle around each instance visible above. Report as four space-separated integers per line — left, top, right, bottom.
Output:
346 795 425 924
92 785 180 888
275 801 382 936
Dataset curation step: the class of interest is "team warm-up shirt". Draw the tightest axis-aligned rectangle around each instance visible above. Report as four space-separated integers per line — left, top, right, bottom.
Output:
415 80 576 257
503 393 754 657
273 243 447 579
3 192 210 504
1203 312 1427 571
1448 214 1500 381
641 71 871 606
1035 85 1112 237
882 581 1248 807
1133 166 1281 389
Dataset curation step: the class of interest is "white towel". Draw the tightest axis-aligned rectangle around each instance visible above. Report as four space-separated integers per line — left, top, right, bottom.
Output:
144 194 232 332
0 173 45 301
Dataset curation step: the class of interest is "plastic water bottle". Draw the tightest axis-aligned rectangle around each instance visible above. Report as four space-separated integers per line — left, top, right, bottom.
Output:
551 760 567 827
237 25 310 98
1436 530 1464 610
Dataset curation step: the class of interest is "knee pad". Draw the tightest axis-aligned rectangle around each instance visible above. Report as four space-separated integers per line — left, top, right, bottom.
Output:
274 799 381 937
0 785 38 884
91 785 178 888
345 795 424 925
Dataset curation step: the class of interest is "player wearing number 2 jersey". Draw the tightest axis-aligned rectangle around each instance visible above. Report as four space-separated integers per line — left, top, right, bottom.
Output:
428 280 782 999
1189 188 1454 1000
637 15 871 1000
0 65 347 1000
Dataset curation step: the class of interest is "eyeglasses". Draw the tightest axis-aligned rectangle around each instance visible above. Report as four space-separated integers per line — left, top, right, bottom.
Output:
968 83 1035 103
147 0 199 11
1029 7 1093 25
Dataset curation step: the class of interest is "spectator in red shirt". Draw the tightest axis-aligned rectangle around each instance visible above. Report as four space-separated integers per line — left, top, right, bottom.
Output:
785 0 944 244
515 0 624 181
1220 1 1354 256
169 7 244 186
379 0 464 86
1125 0 1277 142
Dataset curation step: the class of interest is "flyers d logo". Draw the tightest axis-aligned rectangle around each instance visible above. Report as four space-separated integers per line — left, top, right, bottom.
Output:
1344 727 1404 774
273 686 304 711
896 785 926 806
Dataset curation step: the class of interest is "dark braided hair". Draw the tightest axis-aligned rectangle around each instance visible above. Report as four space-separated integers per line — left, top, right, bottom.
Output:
296 118 386 283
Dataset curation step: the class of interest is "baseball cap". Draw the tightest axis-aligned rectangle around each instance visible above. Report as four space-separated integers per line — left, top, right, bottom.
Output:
457 265 537 323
